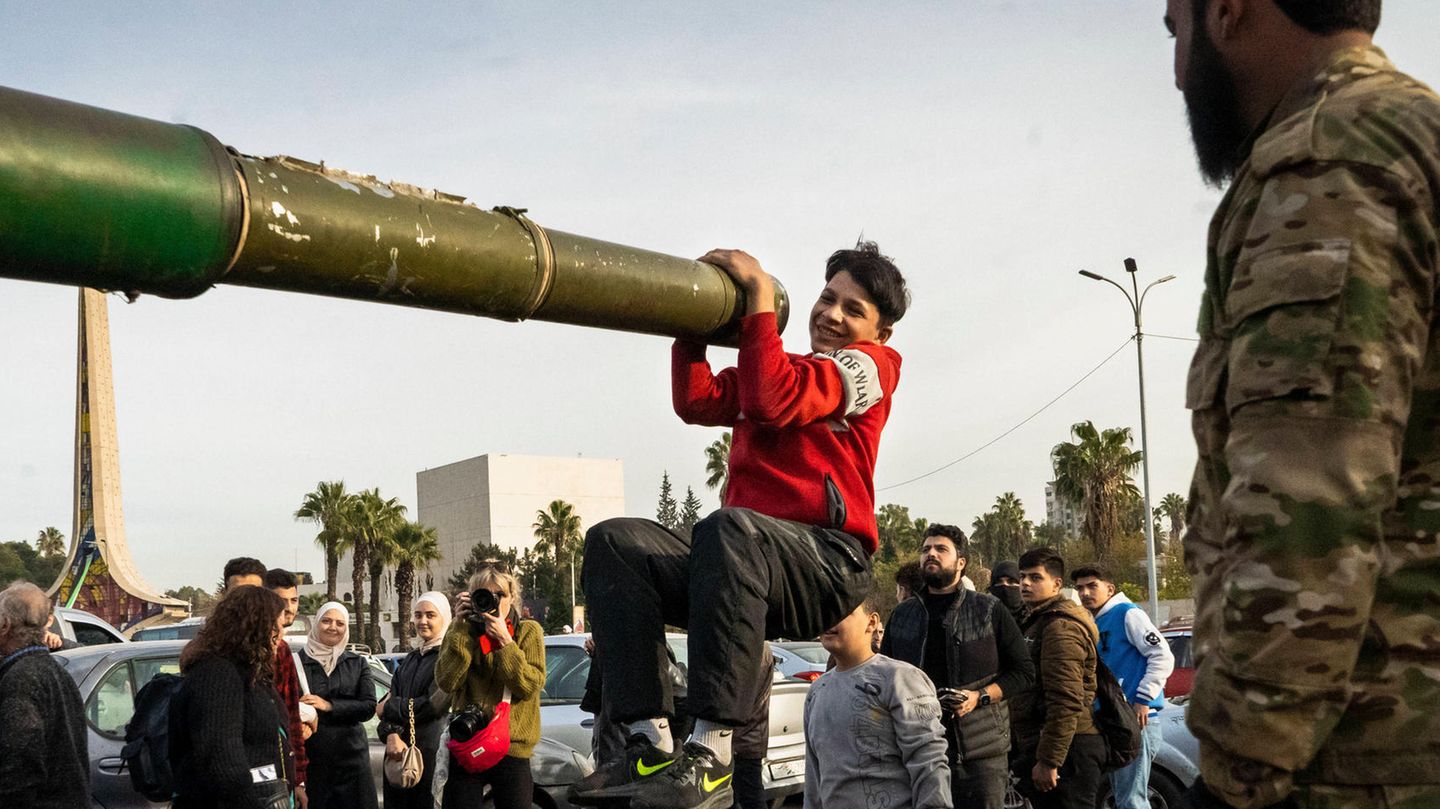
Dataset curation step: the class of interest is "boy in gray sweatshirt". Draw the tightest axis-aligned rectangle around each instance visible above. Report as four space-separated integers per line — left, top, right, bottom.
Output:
802 601 952 809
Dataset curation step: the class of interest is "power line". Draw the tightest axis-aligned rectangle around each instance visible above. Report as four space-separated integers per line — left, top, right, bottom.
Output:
878 337 1135 492
1142 332 1200 343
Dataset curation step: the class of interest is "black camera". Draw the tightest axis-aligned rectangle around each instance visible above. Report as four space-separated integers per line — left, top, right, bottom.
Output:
467 588 500 627
449 706 493 743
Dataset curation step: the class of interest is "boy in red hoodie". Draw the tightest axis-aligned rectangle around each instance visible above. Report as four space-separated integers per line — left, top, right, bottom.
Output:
575 243 908 809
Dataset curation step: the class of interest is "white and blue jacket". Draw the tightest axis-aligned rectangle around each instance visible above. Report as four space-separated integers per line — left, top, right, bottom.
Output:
1093 593 1175 714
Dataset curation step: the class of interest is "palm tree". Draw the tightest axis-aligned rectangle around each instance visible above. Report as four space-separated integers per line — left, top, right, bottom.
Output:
389 521 442 651
1051 421 1143 555
1157 492 1188 555
298 593 328 615
704 432 732 502
533 500 582 567
294 481 351 602
34 526 65 558
987 492 1033 564
354 489 407 650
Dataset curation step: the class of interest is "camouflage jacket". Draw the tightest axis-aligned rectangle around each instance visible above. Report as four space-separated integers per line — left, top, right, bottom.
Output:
1184 45 1440 808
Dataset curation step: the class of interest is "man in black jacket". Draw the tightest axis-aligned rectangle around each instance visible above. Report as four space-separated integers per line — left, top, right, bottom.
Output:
881 525 1034 809
0 581 89 809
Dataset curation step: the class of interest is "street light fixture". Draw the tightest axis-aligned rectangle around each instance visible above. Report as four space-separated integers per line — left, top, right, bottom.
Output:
1077 258 1175 622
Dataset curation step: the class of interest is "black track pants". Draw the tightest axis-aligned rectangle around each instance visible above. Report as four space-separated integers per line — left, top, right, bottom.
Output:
582 507 871 726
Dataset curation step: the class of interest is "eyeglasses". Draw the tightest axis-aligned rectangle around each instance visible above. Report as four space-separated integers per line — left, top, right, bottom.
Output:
480 560 510 574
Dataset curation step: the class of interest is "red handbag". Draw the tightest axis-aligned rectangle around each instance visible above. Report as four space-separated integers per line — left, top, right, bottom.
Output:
446 690 512 774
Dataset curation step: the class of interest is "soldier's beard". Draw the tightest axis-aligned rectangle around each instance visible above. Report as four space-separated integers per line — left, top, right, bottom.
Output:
1183 23 1249 187
921 560 960 590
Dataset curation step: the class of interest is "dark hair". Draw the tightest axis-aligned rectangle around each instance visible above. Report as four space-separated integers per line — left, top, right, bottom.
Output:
1070 564 1111 584
922 524 968 559
1194 0 1379 35
264 568 298 590
894 560 926 594
825 241 910 326
1018 547 1066 581
181 585 284 686
223 557 267 583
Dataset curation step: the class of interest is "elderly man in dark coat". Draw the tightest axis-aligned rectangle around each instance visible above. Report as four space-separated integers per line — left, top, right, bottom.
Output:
0 581 89 808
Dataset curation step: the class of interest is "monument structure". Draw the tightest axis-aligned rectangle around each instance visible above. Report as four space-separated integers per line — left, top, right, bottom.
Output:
47 288 188 631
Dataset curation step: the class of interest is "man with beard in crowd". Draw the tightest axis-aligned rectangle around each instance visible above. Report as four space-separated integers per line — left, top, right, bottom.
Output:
1165 0 1440 806
881 525 1032 809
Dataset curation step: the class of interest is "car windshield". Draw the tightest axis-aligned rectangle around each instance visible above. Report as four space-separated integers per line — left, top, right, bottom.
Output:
780 643 829 664
1166 633 1193 668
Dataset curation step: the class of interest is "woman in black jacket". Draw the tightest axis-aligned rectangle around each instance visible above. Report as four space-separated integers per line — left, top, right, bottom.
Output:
377 591 451 808
300 602 378 809
170 586 291 809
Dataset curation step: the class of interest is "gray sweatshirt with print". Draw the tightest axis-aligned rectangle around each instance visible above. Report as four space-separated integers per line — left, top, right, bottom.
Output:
802 654 952 809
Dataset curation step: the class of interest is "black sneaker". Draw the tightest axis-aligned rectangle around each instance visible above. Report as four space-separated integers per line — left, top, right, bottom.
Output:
568 734 679 805
629 742 734 809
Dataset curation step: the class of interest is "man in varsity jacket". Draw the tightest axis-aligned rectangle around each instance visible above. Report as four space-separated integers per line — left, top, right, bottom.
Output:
573 242 909 809
1071 565 1175 809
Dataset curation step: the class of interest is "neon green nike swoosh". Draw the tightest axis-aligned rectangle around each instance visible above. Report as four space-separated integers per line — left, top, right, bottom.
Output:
702 773 733 792
636 758 674 776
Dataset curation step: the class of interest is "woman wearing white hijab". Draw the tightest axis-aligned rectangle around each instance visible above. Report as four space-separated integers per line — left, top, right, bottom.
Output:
376 593 452 808
299 602 378 809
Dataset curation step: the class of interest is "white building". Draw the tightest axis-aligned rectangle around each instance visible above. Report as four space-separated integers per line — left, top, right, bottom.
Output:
1044 481 1083 538
417 453 626 590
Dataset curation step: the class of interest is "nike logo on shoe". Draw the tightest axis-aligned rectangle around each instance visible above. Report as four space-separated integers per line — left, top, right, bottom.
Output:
636 758 674 776
702 773 732 793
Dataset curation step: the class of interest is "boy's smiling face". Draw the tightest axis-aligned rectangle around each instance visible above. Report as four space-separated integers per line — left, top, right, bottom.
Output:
809 270 891 353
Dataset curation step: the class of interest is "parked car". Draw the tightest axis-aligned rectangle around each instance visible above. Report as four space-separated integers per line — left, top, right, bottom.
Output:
769 641 828 682
543 633 809 806
1162 623 1195 698
49 606 128 646
130 617 205 642
55 639 592 809
374 651 408 674
1004 697 1198 809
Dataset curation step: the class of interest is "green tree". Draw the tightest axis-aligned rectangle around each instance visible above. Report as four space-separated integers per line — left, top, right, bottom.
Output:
1033 520 1070 547
971 493 1032 565
1157 492 1188 556
299 592 328 615
390 521 442 651
35 526 65 558
294 480 352 602
449 544 521 593
533 500 582 568
876 504 923 563
656 472 679 530
165 585 216 615
0 543 28 586
355 489 407 651
1051 421 1143 555
704 432 732 501
679 487 703 537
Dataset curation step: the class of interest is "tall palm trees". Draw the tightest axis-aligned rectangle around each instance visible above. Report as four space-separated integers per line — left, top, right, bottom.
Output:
390 521 442 651
34 527 65 558
1051 421 1143 555
351 488 407 650
704 432 732 502
1156 492 1188 555
533 500 582 567
294 481 352 602
971 493 1032 564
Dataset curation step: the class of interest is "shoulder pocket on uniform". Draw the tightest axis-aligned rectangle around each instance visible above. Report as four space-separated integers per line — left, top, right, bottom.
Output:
1224 239 1350 411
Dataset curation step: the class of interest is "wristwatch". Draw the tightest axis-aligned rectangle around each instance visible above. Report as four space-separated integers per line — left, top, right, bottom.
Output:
978 691 992 707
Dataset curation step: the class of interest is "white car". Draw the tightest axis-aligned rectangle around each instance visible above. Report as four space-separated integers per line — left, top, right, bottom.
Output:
768 641 828 682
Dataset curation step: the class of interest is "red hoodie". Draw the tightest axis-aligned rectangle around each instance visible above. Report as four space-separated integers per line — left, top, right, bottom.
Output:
672 311 900 552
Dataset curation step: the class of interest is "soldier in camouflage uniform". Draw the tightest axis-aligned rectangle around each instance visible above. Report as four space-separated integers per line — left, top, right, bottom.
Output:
1166 0 1440 807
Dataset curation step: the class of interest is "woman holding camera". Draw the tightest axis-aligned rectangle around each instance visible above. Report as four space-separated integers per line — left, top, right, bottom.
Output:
377 592 452 808
299 602 378 809
435 566 546 809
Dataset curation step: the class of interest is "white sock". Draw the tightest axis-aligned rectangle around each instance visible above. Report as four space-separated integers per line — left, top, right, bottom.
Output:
627 717 674 754
689 719 734 766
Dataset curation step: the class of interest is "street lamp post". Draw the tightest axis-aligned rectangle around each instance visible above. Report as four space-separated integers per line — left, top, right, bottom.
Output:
1078 258 1175 622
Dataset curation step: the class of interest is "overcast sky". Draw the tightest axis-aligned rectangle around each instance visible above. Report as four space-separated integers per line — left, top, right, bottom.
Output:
4 2 1438 593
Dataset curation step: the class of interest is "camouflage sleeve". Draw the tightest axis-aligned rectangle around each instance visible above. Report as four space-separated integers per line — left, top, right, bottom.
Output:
1192 160 1434 807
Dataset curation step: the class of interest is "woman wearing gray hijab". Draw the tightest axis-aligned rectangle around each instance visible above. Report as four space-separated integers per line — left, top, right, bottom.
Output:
377 592 452 808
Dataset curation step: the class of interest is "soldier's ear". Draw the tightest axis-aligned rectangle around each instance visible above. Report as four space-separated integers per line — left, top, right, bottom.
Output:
1210 0 1243 42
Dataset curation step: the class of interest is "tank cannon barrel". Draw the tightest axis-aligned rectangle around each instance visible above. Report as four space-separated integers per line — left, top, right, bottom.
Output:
0 85 787 343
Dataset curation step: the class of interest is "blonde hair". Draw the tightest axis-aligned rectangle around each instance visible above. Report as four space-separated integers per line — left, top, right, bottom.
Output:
468 566 523 622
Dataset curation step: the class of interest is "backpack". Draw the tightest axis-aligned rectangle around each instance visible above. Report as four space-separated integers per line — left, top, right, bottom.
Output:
121 672 184 801
1037 612 1142 772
